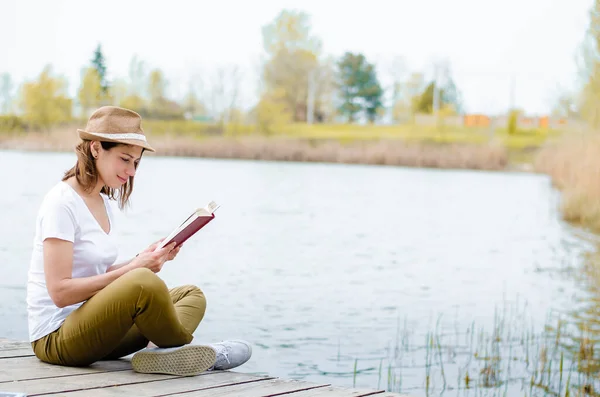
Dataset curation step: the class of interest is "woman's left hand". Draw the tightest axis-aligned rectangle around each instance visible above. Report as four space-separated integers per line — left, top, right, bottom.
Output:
142 239 164 254
140 239 182 261
166 244 182 261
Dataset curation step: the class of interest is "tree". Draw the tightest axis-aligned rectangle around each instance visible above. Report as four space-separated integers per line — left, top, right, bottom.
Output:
0 73 14 114
552 90 578 118
412 63 462 115
183 87 205 117
255 88 292 134
20 65 72 130
91 44 109 94
148 69 167 110
401 72 426 122
336 52 384 123
181 74 208 119
308 56 337 122
78 67 102 116
110 78 129 108
387 56 409 123
261 9 323 122
208 65 243 124
118 55 148 114
576 0 600 127
144 69 184 119
128 54 147 98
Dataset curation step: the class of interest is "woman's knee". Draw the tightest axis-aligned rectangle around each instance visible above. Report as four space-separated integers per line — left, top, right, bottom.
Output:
185 285 206 309
123 268 168 295
174 284 207 318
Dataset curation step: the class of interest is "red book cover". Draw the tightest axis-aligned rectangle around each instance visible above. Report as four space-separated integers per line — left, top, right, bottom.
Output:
155 201 219 251
170 214 214 247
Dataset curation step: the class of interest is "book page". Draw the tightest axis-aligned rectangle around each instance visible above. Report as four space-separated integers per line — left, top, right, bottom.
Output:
196 201 220 216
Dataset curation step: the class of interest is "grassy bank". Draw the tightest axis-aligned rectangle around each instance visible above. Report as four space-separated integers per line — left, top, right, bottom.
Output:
0 121 562 171
534 130 600 232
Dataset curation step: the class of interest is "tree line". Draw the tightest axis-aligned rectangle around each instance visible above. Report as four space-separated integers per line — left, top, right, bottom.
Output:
0 9 466 131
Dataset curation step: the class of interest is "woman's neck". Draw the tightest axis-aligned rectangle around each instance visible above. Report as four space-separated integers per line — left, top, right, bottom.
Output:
66 176 104 198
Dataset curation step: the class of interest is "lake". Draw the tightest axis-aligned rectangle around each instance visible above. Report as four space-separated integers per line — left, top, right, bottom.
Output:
0 149 596 396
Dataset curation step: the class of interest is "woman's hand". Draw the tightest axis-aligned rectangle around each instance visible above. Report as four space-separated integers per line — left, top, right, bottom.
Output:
132 242 177 273
166 244 182 261
140 239 182 262
141 239 165 254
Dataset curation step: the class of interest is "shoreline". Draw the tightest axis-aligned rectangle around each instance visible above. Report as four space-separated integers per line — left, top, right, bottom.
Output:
0 133 531 172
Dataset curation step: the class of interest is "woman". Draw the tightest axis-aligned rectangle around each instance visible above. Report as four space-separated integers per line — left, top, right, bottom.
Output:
26 106 251 376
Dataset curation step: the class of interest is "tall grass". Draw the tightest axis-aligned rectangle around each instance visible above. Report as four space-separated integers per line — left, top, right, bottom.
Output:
534 131 600 232
349 299 596 396
341 241 600 397
0 126 510 171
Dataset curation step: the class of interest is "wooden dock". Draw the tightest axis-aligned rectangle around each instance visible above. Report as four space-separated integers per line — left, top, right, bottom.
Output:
0 338 409 396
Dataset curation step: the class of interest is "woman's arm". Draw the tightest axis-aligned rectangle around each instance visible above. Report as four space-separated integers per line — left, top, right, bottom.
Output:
106 257 135 273
43 238 177 308
106 238 175 273
43 238 135 308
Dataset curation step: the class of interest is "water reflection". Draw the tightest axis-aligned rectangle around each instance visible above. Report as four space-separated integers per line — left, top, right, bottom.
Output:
540 247 600 397
376 241 600 397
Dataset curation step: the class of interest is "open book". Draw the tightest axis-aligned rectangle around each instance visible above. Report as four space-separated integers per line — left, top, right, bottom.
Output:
155 201 220 251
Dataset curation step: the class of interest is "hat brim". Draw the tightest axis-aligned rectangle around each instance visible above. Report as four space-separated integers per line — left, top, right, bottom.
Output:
78 129 156 152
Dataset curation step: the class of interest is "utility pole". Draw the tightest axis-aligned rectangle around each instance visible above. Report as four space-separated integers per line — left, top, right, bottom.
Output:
509 74 516 111
432 62 440 124
307 70 315 124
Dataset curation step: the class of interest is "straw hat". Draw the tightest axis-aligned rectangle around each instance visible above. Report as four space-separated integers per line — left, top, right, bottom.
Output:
77 106 155 152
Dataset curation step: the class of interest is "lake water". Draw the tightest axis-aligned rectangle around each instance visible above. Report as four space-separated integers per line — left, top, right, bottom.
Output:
0 149 596 396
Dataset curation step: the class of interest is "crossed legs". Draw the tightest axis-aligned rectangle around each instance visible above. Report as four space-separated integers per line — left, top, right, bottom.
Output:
32 268 206 367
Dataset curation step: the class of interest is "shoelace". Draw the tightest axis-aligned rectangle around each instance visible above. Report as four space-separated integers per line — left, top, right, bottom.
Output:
215 344 231 365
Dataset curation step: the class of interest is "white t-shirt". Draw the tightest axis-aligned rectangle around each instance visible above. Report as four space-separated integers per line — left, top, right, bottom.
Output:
26 181 119 342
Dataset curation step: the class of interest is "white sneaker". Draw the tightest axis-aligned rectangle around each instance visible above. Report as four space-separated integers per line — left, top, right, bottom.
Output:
131 344 216 376
208 339 252 370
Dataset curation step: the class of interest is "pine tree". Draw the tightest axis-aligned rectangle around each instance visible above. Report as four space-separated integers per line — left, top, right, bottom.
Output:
336 52 383 123
91 44 109 94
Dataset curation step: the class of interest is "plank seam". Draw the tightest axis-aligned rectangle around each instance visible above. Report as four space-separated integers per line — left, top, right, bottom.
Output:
0 354 35 359
151 377 277 397
27 374 181 396
0 369 131 384
28 374 274 397
261 384 332 396
355 391 387 396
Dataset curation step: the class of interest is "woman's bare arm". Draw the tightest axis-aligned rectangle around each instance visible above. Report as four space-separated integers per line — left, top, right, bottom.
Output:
43 238 135 308
43 238 176 308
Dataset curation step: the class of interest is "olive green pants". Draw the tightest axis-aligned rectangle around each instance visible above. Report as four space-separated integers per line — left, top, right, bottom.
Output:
32 268 207 366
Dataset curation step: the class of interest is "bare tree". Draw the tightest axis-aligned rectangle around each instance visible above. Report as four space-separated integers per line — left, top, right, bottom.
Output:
208 64 243 124
0 73 14 114
387 56 408 123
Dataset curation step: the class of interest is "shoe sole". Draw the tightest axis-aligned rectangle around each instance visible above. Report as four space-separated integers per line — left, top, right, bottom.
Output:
131 345 216 376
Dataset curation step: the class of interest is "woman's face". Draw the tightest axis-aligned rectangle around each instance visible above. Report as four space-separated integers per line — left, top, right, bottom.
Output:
93 143 143 188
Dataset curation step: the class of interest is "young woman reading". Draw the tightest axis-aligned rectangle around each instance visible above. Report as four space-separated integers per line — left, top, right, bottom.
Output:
26 106 251 376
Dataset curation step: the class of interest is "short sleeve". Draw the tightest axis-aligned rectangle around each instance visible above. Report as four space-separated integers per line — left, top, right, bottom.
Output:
40 199 77 243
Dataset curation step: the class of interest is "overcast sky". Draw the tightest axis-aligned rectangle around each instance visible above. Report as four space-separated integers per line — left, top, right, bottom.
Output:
0 0 593 115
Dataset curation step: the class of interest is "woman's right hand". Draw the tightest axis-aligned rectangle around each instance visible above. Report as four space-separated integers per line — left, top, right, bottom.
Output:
131 242 177 273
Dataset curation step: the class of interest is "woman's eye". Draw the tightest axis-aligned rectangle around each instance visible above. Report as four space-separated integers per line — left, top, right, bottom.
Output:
121 158 130 163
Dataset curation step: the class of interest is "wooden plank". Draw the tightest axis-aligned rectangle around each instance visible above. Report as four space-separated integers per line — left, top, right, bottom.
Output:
0 339 35 358
159 378 330 397
0 356 131 383
0 339 31 350
0 348 35 358
285 386 410 396
0 369 177 395
36 371 271 396
0 339 411 397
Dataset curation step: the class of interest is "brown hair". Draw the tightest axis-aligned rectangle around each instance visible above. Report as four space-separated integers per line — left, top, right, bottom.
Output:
62 140 143 209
